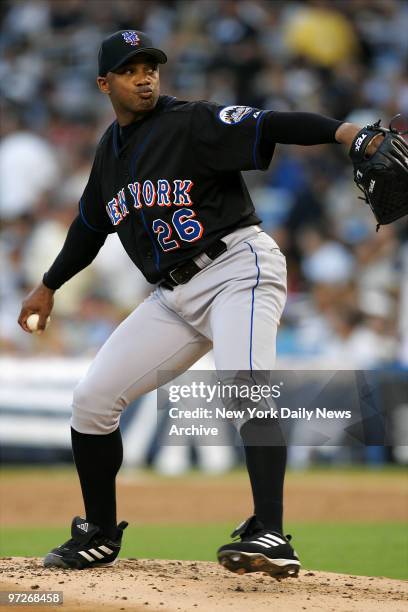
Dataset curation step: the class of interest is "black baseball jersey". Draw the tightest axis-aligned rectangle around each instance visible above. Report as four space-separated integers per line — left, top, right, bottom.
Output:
80 95 275 283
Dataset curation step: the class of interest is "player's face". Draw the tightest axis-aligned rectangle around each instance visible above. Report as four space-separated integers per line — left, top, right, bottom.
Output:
97 55 160 124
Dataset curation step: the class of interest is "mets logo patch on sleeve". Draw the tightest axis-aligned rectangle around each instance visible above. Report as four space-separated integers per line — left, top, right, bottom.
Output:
218 106 254 125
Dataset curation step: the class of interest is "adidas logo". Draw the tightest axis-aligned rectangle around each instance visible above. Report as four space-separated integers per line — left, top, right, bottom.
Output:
78 545 114 563
249 533 287 549
77 522 89 532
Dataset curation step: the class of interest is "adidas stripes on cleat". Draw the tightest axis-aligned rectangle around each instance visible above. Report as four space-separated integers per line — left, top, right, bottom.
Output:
217 515 301 579
43 516 128 569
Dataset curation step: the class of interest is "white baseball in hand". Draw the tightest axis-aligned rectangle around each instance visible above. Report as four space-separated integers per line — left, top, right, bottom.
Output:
26 313 51 334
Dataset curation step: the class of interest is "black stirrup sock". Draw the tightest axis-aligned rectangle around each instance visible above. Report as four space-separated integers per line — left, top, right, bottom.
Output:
240 420 287 534
71 426 123 540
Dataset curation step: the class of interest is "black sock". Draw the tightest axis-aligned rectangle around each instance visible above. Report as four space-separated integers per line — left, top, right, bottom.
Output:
71 426 123 540
240 420 287 534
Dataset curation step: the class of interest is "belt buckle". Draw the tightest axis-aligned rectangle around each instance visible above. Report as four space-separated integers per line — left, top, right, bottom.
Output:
168 268 181 285
168 260 199 285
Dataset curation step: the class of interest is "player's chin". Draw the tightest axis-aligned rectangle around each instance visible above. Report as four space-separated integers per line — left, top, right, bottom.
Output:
133 94 158 111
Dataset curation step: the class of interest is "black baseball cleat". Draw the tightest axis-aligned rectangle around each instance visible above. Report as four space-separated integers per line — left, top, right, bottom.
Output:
43 516 128 569
217 515 301 579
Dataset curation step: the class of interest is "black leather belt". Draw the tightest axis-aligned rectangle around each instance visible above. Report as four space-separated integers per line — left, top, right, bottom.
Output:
162 239 227 289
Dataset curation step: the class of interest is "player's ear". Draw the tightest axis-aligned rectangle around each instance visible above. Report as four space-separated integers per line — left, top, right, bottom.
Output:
97 76 110 95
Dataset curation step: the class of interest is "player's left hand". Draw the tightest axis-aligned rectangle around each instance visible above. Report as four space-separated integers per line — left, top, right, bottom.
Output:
335 122 384 155
348 115 408 229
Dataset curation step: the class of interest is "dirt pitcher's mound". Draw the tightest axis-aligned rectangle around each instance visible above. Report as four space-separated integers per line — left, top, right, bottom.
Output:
1 558 407 612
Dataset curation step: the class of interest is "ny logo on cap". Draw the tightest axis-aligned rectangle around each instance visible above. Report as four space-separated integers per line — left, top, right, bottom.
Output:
122 31 140 46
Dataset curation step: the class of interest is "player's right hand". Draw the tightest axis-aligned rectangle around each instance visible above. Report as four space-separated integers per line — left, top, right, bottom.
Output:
18 283 55 333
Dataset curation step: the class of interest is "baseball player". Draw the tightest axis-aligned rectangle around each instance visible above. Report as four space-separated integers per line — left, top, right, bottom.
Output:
18 30 383 577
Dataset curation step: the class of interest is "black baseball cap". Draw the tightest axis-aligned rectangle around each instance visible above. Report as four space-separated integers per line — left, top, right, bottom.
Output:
98 30 167 76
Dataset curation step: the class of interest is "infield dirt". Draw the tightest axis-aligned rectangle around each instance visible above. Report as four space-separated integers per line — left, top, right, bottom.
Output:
1 468 407 524
1 470 407 611
1 557 408 612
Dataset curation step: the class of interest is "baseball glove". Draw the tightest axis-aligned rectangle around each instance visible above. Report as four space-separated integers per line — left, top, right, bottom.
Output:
349 115 408 230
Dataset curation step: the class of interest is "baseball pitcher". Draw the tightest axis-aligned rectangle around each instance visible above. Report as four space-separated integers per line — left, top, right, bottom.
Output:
18 30 408 578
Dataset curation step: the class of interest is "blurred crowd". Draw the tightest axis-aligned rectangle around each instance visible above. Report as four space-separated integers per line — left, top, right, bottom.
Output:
1 0 407 368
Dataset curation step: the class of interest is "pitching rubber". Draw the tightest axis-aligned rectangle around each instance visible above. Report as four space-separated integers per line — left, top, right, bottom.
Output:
217 550 300 579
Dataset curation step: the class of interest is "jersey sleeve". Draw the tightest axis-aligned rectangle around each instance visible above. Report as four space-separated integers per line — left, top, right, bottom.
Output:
79 155 116 234
190 101 275 172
